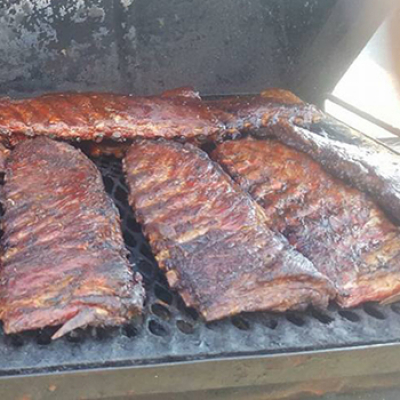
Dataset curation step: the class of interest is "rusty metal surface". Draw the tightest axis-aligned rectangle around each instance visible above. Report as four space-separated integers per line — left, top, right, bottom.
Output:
101 386 400 400
0 0 339 99
2 344 400 400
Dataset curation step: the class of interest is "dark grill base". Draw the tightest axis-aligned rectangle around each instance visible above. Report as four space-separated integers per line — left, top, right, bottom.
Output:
1 154 400 377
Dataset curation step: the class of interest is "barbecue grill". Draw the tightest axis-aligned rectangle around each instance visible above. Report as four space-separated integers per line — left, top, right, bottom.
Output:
1 1 400 399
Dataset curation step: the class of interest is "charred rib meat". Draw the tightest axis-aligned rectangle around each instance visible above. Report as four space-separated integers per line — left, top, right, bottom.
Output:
123 139 335 321
212 138 400 307
0 137 144 339
0 90 231 143
208 88 400 222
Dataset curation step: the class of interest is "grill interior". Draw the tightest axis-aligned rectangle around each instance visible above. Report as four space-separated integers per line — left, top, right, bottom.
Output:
1 153 400 377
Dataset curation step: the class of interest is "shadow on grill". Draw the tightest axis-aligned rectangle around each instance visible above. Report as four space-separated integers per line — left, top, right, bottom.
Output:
66 329 86 344
148 320 169 337
123 324 139 338
176 320 195 335
338 310 361 322
257 314 278 330
391 303 400 315
231 316 250 331
310 308 335 324
286 312 305 327
151 304 171 321
363 303 386 320
154 285 173 305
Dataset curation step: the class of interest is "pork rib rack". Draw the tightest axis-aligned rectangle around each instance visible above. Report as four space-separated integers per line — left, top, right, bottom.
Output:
0 90 230 144
212 138 400 308
123 139 335 321
208 88 400 223
0 137 144 339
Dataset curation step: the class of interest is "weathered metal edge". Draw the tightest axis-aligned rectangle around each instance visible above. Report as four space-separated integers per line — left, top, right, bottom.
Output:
2 342 400 400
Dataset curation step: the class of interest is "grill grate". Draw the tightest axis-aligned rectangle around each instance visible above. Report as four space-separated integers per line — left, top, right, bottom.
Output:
0 154 400 376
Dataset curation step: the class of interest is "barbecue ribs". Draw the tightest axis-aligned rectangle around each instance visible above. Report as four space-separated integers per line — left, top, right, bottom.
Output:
212 138 400 307
0 90 232 144
208 88 400 222
123 139 335 321
0 137 144 338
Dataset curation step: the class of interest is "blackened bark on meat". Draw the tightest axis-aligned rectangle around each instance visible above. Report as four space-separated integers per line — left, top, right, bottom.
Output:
0 137 144 339
212 138 400 307
208 89 400 223
123 139 335 321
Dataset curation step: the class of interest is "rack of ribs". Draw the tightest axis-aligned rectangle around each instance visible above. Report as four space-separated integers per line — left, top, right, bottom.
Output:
0 89 233 144
207 88 400 223
0 137 144 339
123 139 335 321
212 137 400 307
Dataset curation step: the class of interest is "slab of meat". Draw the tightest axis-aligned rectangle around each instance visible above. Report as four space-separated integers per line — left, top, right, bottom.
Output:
0 90 232 144
0 137 144 339
212 138 400 307
123 139 335 321
206 88 304 132
208 89 400 222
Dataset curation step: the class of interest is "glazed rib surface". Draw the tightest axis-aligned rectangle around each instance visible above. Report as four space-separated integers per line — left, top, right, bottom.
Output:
1 137 144 338
123 139 334 321
0 91 228 143
208 88 400 222
212 138 400 307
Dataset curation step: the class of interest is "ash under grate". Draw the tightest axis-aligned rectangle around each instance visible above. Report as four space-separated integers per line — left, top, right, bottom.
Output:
0 154 400 376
